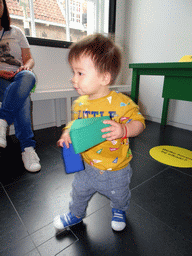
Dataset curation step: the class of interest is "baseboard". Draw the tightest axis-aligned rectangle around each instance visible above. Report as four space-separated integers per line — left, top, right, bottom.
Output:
9 121 66 135
9 115 192 136
145 115 192 131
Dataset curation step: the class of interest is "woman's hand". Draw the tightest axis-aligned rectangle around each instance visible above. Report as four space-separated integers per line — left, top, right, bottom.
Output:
101 120 125 141
0 70 15 79
57 130 72 148
15 65 32 75
14 48 35 75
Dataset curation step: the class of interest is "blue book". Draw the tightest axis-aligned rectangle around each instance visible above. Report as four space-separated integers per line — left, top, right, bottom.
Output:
62 143 85 174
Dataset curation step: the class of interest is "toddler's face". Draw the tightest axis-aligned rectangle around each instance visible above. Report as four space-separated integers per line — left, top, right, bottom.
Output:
70 55 110 100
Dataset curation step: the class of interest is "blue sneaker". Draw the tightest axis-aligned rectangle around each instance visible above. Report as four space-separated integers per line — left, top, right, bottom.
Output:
111 208 126 231
53 212 82 232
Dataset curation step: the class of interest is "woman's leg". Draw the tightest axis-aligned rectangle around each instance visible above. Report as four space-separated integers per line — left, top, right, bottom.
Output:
0 78 11 147
0 70 36 125
0 77 11 102
14 96 36 152
0 71 40 172
15 99 41 172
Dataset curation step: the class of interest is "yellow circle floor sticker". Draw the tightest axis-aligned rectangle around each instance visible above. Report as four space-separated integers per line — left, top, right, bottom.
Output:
149 145 192 168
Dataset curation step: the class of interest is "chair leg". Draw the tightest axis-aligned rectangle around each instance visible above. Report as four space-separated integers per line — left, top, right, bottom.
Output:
161 98 170 126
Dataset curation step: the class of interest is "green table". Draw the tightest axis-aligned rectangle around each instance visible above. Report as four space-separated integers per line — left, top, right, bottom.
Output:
129 62 192 125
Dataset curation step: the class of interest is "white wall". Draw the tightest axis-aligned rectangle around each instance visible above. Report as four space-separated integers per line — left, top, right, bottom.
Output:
123 0 192 130
115 0 127 85
31 45 72 92
30 46 72 130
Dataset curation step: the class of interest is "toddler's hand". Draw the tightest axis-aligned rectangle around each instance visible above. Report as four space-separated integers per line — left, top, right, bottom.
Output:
101 120 125 141
57 130 72 148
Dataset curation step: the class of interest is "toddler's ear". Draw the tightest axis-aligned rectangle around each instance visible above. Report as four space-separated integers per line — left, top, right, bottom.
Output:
101 72 111 86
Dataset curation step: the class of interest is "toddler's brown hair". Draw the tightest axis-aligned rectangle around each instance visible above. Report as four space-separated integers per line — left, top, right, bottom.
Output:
68 34 122 85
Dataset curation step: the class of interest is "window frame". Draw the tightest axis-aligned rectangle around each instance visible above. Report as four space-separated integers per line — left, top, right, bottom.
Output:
26 0 117 48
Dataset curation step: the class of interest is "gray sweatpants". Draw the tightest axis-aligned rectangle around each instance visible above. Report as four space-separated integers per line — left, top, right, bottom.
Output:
69 162 132 218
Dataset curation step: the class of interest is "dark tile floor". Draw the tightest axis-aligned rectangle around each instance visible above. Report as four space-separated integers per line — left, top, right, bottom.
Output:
0 121 192 256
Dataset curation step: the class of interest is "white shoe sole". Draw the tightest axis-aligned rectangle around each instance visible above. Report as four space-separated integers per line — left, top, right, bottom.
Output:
53 215 83 233
24 163 41 173
0 141 6 148
111 221 126 231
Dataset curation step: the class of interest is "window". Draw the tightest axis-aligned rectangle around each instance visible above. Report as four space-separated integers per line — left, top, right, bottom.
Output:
7 0 114 45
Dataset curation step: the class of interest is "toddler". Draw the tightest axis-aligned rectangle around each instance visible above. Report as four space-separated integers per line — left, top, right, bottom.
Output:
54 34 145 232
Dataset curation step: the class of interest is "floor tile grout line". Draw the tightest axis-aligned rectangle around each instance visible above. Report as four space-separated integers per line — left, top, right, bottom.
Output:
2 174 41 189
50 144 62 154
132 200 192 245
23 202 110 248
132 150 162 163
55 239 79 256
29 221 54 236
69 229 80 242
131 166 169 192
3 177 28 189
172 167 192 178
28 221 79 250
68 202 111 241
133 200 174 231
132 149 170 169
1 182 40 252
24 248 42 256
132 150 192 178
29 222 80 249
1 183 26 227
84 202 111 219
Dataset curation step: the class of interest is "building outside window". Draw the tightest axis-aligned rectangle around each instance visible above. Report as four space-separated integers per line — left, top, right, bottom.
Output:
7 0 109 42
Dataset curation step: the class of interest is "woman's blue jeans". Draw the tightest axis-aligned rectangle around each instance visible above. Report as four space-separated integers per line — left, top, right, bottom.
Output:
0 70 36 152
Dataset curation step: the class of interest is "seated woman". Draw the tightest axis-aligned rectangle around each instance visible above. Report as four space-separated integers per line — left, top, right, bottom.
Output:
0 0 41 172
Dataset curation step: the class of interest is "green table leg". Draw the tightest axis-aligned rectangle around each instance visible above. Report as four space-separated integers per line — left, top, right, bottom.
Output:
161 98 170 126
131 69 140 104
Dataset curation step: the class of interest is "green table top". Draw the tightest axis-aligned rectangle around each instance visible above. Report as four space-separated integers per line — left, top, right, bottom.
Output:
129 62 192 77
129 62 192 69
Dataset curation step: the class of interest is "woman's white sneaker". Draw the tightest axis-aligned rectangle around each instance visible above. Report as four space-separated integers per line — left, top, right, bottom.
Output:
22 147 41 172
0 119 8 148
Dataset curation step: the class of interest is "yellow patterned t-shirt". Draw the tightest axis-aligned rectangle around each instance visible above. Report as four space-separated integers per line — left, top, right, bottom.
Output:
66 91 145 171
